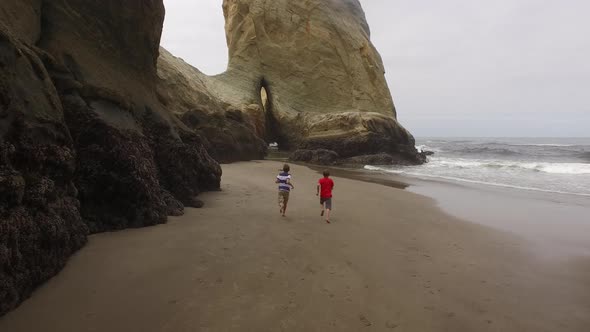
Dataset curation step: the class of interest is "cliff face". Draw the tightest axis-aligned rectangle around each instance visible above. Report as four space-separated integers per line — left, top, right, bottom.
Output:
0 10 88 314
0 0 220 315
223 0 395 116
157 0 423 165
215 0 422 163
156 48 267 162
37 0 221 231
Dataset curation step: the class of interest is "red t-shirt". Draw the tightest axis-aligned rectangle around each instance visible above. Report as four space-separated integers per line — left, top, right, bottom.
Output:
318 177 334 198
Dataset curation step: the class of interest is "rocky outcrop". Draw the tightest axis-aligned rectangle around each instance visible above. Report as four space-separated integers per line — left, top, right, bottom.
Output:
35 0 222 232
0 21 88 315
222 0 395 116
155 0 424 166
289 149 341 166
156 48 267 162
215 0 423 164
0 0 221 315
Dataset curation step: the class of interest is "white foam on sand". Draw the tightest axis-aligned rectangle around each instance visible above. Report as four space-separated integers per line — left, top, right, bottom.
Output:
424 157 590 175
363 164 590 197
415 145 442 153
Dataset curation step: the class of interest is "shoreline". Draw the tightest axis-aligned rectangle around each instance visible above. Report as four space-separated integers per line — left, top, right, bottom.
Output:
1 160 588 331
309 162 590 258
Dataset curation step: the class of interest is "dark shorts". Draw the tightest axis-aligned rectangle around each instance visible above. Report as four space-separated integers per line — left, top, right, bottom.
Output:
320 197 332 210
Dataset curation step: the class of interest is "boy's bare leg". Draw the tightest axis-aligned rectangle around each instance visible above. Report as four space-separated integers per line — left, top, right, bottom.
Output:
326 208 331 223
320 202 325 216
282 202 287 216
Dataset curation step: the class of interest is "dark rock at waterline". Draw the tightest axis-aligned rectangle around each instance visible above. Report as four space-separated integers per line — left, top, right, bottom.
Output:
345 152 428 166
290 149 340 165
186 198 205 209
343 153 400 165
290 150 428 166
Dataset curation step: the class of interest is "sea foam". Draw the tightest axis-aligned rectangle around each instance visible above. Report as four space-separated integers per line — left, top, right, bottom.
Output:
363 165 590 197
421 157 590 175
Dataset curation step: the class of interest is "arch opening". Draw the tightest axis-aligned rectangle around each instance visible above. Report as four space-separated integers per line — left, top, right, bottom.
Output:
259 79 286 151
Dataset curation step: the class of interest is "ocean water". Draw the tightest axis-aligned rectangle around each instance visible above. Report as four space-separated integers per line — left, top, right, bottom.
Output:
364 137 590 197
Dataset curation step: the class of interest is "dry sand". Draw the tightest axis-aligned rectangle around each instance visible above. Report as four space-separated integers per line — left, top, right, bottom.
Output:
1 161 588 331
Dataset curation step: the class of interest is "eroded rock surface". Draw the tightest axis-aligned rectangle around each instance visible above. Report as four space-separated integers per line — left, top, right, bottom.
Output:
0 0 221 314
217 0 423 163
0 24 87 316
156 0 423 165
157 48 267 162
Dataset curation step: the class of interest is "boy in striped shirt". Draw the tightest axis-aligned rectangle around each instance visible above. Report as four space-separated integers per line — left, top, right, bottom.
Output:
276 164 295 217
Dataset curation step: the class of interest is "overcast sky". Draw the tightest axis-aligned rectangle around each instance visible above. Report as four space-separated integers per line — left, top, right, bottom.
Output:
161 0 590 137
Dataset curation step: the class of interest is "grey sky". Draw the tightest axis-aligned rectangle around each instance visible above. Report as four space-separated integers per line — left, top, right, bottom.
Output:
161 0 590 137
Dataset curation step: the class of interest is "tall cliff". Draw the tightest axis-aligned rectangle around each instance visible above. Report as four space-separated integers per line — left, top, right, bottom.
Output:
0 0 223 315
157 0 423 165
223 0 396 117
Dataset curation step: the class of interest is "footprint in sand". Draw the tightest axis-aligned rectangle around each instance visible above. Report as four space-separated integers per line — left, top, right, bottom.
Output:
385 321 399 329
359 314 372 327
304 265 316 275
322 288 335 298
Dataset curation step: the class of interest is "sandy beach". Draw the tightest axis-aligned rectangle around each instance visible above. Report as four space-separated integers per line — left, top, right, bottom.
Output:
1 160 588 332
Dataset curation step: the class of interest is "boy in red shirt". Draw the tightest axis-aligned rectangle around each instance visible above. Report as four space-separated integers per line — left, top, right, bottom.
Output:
316 170 335 223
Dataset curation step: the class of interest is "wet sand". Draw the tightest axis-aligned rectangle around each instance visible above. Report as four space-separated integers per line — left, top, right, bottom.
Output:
1 160 589 331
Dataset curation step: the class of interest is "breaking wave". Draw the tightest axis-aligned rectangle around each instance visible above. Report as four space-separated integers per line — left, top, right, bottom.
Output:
426 157 590 175
363 164 590 197
415 145 442 153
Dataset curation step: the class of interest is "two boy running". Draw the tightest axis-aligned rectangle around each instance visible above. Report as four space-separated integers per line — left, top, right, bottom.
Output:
276 164 334 223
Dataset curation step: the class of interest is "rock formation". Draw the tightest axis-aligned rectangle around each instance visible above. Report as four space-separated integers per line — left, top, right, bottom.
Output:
218 0 422 164
38 0 222 232
1 4 88 314
157 0 424 165
0 0 221 315
157 48 267 162
1 0 423 315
